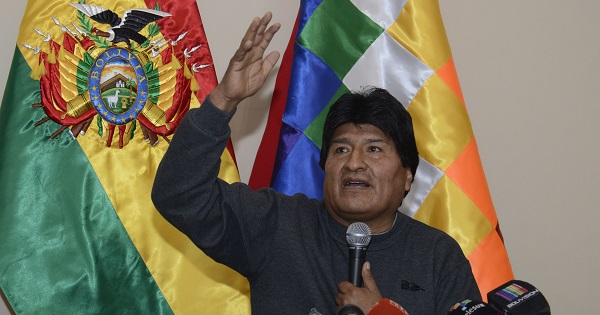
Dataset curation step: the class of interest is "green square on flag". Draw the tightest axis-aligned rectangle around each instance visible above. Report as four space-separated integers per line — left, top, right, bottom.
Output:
298 0 384 79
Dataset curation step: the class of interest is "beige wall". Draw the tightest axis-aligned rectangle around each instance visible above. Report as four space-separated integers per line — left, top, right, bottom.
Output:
1 0 599 313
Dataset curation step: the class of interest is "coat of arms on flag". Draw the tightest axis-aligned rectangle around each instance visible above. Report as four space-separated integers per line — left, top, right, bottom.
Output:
20 1 211 148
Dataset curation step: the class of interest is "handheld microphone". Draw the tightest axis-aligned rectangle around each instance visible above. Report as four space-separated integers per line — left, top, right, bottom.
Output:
346 222 371 287
487 280 550 314
448 299 497 314
337 304 365 315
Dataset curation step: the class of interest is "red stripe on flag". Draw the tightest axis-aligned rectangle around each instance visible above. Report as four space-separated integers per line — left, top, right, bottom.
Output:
147 0 218 103
145 0 236 165
249 11 300 190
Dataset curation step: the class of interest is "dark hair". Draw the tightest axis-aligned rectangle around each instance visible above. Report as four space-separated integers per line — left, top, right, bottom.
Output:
319 87 419 180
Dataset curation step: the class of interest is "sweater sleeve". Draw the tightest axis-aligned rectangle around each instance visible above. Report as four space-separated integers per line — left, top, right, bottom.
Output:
433 237 482 314
151 97 278 278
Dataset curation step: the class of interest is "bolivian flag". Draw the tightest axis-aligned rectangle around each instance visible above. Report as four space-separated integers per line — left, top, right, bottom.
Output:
0 0 249 313
250 0 514 297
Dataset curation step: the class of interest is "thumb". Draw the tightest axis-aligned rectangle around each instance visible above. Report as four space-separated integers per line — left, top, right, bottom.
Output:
262 51 281 75
362 261 380 293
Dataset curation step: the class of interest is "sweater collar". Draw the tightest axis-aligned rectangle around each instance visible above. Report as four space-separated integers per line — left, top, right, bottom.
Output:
324 207 409 251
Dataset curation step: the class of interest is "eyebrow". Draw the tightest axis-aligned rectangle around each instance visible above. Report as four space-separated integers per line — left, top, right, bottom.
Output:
331 137 387 145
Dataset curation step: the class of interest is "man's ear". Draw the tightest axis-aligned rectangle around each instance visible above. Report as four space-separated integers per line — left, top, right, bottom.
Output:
404 168 413 193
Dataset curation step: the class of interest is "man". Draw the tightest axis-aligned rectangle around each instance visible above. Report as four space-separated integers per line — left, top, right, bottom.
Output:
151 12 480 314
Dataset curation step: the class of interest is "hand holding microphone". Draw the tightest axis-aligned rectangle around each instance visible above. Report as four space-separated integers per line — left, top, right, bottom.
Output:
337 223 409 315
336 223 382 314
336 261 383 313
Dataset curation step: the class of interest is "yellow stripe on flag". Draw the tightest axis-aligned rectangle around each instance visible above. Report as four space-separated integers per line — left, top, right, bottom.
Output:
414 175 492 256
388 0 451 71
408 74 473 171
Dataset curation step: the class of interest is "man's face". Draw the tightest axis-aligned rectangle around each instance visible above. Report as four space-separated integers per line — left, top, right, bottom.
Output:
323 123 413 233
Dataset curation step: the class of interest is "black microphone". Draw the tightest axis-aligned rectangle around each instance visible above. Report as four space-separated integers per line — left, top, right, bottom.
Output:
448 299 497 314
346 222 371 287
487 280 550 314
337 304 365 315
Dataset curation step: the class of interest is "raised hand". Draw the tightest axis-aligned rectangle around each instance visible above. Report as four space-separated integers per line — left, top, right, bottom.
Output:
210 11 281 112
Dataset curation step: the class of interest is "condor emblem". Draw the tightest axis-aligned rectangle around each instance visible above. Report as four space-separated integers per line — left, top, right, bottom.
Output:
20 1 210 148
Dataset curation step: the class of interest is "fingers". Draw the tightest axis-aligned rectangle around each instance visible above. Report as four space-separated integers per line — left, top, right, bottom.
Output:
232 14 261 63
361 262 381 295
240 15 261 48
335 264 382 313
261 51 281 76
233 12 279 64
362 262 373 287
338 281 353 293
336 279 378 313
257 22 281 52
336 281 353 307
254 11 272 46
240 12 275 49
216 11 280 109
230 40 253 64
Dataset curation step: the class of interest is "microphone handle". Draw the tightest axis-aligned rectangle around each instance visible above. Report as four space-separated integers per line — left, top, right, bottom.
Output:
349 246 367 287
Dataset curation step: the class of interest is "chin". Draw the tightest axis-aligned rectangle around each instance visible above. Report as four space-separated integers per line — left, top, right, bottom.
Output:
338 209 373 223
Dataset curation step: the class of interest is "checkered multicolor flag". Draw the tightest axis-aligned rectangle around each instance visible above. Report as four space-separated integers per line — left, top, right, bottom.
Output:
250 0 513 296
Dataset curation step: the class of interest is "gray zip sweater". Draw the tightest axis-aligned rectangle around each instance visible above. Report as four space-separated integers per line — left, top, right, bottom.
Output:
152 98 481 314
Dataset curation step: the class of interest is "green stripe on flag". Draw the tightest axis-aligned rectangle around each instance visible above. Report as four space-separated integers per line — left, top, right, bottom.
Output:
0 48 172 314
298 0 383 79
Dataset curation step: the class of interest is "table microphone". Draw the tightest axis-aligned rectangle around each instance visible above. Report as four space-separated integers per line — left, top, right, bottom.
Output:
346 222 371 287
448 299 497 314
487 280 550 314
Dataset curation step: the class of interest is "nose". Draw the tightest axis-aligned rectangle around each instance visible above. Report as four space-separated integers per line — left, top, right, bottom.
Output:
344 149 366 171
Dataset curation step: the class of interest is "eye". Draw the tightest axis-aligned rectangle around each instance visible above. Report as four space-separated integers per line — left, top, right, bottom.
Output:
335 146 349 153
368 146 381 152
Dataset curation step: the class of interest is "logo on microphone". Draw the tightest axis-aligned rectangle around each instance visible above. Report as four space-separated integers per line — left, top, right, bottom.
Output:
506 289 540 308
450 300 487 315
495 283 528 302
495 283 540 308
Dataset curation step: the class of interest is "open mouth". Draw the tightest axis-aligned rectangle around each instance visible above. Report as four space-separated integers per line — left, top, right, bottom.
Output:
344 180 370 187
